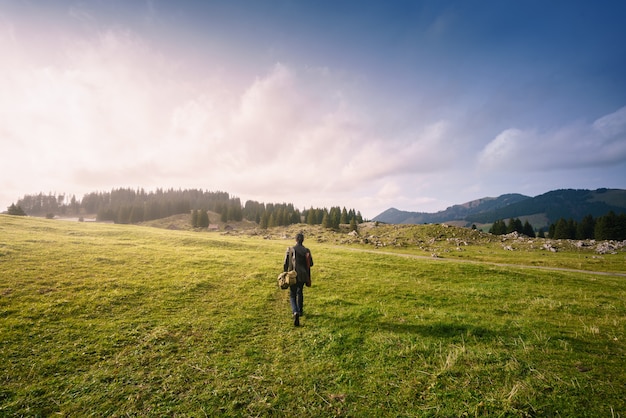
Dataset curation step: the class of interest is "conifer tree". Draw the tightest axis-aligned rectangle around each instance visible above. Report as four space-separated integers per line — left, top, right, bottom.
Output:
199 209 209 228
7 204 26 216
506 218 523 234
291 209 301 224
577 214 595 239
522 220 535 237
316 209 325 224
594 211 626 240
489 219 507 235
341 207 348 224
260 212 269 229
553 218 574 239
329 207 341 229
275 208 282 226
321 211 331 229
306 208 316 225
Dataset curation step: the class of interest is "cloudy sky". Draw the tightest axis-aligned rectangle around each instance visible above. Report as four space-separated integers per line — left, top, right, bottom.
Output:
1 0 625 218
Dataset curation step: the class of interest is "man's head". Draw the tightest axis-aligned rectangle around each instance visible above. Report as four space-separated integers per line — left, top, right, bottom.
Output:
296 233 304 244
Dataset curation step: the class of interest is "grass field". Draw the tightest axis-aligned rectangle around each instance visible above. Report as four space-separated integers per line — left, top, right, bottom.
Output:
1 215 625 416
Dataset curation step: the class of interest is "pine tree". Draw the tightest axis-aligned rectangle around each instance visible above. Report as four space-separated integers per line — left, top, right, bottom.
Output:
489 219 507 235
594 211 626 240
117 206 131 224
199 209 209 228
306 208 316 225
576 214 595 239
340 207 348 224
7 204 26 216
506 218 523 234
317 209 325 224
522 220 535 237
229 199 243 221
291 209 301 225
129 205 144 223
329 207 341 229
272 207 281 226
260 212 269 229
553 218 574 239
321 211 331 229
268 213 277 228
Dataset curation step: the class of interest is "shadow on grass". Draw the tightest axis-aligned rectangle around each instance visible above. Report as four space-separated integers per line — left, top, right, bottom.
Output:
378 321 496 339
308 312 496 340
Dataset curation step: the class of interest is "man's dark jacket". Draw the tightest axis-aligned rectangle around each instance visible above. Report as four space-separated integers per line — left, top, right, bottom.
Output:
284 243 313 284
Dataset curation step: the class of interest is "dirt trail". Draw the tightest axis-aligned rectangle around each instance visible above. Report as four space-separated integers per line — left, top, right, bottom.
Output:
338 246 626 278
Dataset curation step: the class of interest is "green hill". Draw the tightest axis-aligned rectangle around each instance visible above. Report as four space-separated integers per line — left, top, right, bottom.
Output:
466 188 626 226
374 193 530 224
375 188 626 229
1 215 625 416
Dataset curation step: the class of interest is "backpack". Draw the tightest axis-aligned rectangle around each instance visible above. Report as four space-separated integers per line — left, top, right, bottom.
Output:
277 247 297 289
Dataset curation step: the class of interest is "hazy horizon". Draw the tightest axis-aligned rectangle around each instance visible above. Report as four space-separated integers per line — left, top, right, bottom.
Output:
1 1 625 219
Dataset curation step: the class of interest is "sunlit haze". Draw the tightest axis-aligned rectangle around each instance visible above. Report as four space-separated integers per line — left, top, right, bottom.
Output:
1 1 625 218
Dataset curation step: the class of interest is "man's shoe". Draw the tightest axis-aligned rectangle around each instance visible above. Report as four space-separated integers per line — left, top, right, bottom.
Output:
293 312 300 327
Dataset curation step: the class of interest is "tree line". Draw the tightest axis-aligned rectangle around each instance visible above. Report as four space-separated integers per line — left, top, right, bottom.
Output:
488 218 537 237
191 202 364 230
547 212 626 240
10 189 364 229
12 189 234 224
489 211 626 240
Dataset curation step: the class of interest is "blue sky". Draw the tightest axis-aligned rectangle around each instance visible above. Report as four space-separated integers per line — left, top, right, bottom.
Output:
1 0 625 218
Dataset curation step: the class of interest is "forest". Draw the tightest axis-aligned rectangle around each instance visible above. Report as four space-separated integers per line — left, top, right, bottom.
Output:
546 212 626 240
488 212 626 241
9 189 364 229
10 189 625 239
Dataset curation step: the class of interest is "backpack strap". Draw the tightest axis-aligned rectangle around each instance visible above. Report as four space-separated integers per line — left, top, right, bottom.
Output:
288 246 296 272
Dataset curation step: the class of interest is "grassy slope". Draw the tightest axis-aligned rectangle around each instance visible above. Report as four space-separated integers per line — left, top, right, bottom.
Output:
1 215 625 416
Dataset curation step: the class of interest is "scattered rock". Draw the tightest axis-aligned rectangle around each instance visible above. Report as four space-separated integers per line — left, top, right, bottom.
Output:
542 243 558 252
595 240 626 254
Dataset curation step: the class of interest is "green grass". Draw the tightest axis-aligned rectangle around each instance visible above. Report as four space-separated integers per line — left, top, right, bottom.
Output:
1 215 625 416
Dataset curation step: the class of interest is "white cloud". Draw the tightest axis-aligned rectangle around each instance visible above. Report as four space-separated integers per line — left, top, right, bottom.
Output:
0 26 462 213
593 106 626 138
6 17 621 218
478 106 626 171
477 128 525 169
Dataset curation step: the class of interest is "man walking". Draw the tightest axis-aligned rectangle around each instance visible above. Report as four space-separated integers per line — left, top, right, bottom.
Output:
284 233 313 326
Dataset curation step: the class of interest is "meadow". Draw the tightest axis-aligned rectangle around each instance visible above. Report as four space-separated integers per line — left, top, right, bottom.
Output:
1 215 625 417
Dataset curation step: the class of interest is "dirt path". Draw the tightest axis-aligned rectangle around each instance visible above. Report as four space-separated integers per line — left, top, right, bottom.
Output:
337 246 626 278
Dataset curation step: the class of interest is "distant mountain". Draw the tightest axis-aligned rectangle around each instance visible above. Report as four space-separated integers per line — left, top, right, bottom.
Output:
374 193 530 225
373 188 626 228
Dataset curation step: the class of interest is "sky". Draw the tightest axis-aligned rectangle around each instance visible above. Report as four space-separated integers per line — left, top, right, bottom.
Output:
1 0 625 219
